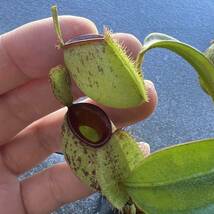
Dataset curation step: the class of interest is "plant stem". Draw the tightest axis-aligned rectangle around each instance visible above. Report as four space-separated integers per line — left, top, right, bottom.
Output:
51 5 64 48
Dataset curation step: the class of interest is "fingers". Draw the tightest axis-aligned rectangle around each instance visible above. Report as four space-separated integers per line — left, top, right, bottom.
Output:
113 33 143 59
87 80 157 128
0 31 157 146
0 16 96 144
0 76 156 147
0 29 157 174
0 78 59 145
1 79 155 175
21 163 92 214
1 108 66 175
0 16 98 95
0 78 82 145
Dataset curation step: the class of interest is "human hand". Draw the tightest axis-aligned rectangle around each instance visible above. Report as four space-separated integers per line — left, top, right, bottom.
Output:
0 16 157 214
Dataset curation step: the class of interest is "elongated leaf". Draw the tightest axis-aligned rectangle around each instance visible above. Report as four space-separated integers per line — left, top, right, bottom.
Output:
124 139 214 214
137 33 214 101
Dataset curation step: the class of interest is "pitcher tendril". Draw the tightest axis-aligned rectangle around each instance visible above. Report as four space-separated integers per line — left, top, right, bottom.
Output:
51 5 65 48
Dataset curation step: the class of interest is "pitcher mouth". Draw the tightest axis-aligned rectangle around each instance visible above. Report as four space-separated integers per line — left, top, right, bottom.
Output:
66 103 112 148
63 34 104 48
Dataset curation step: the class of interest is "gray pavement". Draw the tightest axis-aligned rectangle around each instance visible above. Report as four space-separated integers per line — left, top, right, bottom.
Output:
1 0 214 213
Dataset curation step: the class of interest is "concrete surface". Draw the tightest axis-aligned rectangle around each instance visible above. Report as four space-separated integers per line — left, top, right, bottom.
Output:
1 0 214 213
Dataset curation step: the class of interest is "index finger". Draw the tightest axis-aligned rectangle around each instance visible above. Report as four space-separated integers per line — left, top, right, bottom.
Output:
0 16 98 95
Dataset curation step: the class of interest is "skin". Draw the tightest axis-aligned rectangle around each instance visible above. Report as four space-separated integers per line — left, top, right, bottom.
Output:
0 16 157 214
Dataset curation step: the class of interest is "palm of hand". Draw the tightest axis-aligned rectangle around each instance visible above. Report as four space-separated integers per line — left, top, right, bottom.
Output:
0 16 156 214
0 155 26 213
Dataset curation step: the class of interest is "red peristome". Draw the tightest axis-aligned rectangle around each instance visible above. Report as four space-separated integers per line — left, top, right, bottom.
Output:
63 34 104 48
67 103 112 148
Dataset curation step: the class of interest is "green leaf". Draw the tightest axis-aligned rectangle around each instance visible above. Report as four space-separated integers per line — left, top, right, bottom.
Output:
124 139 214 214
136 33 214 101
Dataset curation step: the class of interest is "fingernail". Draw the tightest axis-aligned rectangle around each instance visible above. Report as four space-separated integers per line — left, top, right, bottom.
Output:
138 142 150 157
74 96 88 103
145 80 155 90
